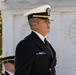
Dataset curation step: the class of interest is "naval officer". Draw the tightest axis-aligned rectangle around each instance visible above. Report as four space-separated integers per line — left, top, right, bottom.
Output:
15 5 57 75
2 56 15 75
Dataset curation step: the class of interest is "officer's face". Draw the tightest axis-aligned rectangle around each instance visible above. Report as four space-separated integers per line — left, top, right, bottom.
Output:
34 18 51 36
4 63 15 73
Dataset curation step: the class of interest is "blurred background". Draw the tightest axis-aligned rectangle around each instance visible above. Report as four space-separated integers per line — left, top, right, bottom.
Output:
0 0 76 75
0 10 2 72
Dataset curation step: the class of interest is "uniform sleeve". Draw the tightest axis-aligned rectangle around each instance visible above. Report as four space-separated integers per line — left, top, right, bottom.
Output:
15 40 35 75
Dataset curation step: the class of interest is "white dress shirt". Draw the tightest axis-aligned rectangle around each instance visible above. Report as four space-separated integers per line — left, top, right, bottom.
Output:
33 30 46 43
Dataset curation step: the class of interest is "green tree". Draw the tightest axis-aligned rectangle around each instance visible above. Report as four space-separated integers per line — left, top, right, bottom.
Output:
0 48 2 72
0 10 2 72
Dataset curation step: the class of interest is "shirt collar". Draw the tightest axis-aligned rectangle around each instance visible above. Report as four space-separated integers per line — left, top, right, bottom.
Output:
6 70 14 75
33 30 46 42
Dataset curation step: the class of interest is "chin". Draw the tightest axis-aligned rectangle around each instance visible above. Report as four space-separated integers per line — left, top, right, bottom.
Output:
46 31 50 34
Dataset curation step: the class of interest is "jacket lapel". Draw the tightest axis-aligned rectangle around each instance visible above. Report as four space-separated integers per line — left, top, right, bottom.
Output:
49 43 57 68
31 31 52 61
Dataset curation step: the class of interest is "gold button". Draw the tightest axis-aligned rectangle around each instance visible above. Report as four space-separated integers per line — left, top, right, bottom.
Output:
49 68 51 71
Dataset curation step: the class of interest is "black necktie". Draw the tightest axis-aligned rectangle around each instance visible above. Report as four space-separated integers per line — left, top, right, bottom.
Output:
44 38 54 58
44 38 48 46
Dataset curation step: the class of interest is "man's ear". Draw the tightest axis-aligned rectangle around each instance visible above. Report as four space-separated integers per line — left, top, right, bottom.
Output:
32 21 37 28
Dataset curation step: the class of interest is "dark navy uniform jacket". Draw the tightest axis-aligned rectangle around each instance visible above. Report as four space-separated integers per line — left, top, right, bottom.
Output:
15 31 57 75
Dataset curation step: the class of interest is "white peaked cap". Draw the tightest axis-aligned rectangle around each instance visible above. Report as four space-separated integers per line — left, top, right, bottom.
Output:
23 5 53 21
23 5 51 17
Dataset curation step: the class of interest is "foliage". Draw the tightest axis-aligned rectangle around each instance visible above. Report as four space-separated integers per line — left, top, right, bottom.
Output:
0 48 2 72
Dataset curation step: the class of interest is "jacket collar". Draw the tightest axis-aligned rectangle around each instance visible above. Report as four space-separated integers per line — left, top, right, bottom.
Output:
31 31 52 60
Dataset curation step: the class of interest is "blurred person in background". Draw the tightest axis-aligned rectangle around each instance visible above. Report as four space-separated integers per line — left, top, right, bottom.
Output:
2 56 15 75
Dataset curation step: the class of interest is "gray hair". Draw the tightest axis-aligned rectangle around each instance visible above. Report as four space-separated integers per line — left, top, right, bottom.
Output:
28 18 39 30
